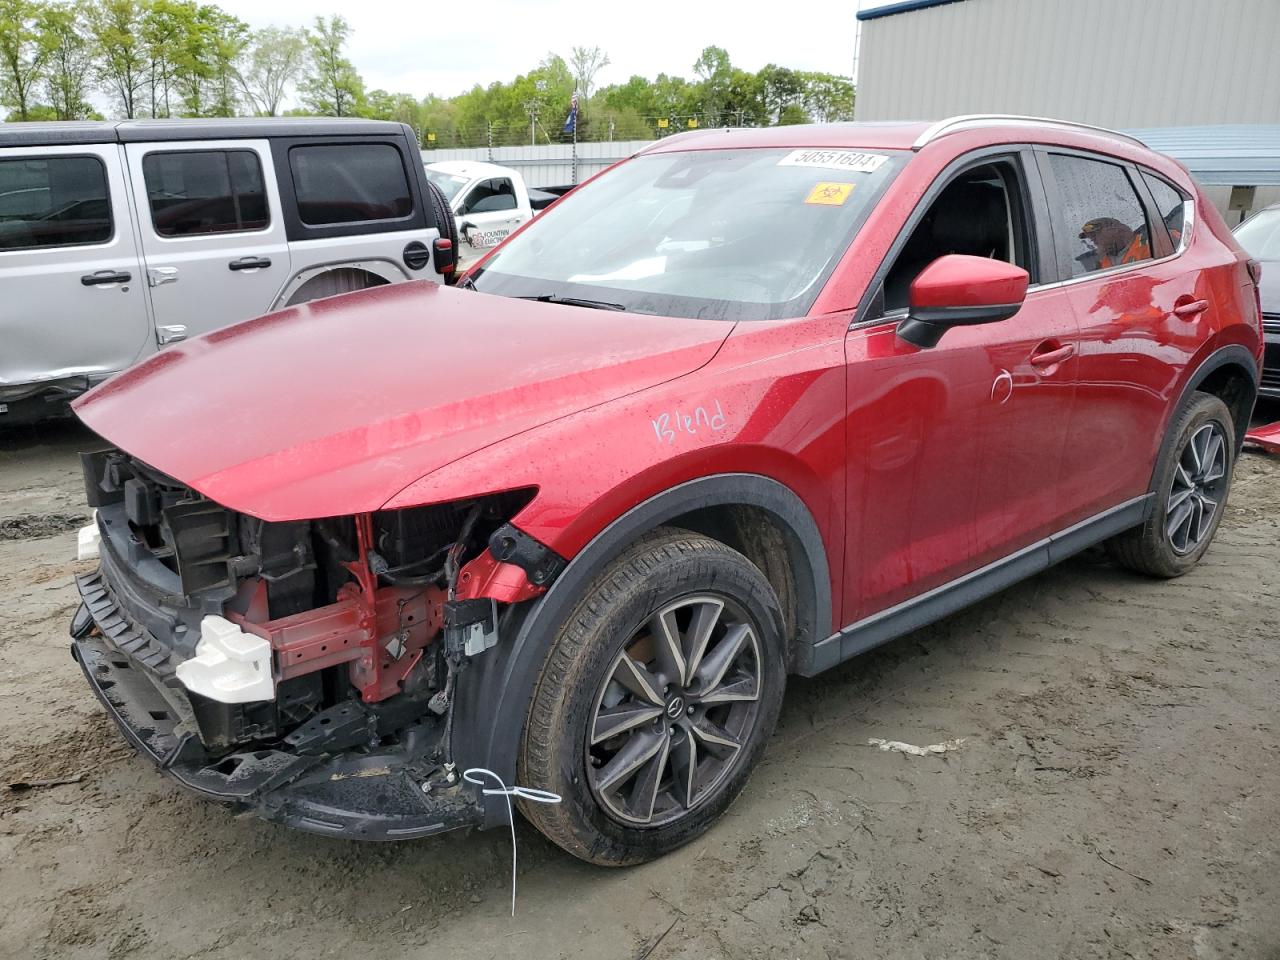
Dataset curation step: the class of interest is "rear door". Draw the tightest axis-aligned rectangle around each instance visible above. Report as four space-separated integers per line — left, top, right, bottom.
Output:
0 143 151 400
1036 149 1197 522
125 139 288 344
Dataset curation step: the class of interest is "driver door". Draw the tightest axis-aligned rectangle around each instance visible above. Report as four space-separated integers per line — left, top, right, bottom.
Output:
843 149 1081 623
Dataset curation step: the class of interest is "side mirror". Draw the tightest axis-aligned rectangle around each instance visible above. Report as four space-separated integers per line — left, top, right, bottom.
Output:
897 254 1029 349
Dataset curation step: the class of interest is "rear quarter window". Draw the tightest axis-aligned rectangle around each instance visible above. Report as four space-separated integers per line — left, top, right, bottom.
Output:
0 155 111 251
289 144 413 226
1141 171 1190 251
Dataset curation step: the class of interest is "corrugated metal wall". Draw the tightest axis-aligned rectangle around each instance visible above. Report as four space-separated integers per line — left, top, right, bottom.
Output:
856 0 1280 128
422 140 655 188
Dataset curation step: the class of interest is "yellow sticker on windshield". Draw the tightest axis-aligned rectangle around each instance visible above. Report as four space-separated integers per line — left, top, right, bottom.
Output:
805 182 854 206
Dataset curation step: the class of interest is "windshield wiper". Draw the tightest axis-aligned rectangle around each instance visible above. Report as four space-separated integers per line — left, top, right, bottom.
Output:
516 294 626 311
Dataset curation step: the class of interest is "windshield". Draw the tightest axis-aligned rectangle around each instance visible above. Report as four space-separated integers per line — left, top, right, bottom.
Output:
424 167 469 203
1235 207 1280 260
469 147 906 320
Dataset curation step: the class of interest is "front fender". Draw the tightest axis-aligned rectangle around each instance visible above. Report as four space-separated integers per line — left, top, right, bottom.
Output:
449 473 831 827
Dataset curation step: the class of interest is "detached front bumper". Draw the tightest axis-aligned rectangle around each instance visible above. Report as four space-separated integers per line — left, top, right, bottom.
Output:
71 611 483 842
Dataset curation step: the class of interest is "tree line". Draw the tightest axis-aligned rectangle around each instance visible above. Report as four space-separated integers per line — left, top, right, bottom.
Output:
0 1 855 146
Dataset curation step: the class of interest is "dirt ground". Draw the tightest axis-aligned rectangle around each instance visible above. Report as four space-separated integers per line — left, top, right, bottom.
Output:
1 417 1278 960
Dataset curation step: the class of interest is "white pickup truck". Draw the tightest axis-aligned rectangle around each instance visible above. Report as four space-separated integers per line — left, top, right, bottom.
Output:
423 160 564 265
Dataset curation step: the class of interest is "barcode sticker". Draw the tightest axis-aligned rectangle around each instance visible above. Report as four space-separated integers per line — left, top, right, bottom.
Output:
778 150 889 173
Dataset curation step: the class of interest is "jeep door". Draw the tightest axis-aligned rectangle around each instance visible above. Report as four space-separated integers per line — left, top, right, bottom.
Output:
125 139 289 345
0 143 151 402
843 148 1081 621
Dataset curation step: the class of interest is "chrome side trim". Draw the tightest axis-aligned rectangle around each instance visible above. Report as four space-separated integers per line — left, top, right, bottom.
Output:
797 494 1152 676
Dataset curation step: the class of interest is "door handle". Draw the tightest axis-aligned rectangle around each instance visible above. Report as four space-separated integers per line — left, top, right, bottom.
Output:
1173 298 1209 317
1030 342 1076 368
81 270 131 286
229 256 271 271
147 266 179 287
157 324 187 345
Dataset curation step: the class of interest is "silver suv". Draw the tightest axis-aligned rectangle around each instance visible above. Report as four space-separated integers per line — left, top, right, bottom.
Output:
0 117 457 424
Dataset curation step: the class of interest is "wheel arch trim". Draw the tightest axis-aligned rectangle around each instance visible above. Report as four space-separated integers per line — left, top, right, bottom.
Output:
1148 343 1258 506
450 472 831 825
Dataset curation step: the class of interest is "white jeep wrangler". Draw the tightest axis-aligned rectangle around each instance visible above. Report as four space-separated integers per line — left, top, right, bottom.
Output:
0 117 457 424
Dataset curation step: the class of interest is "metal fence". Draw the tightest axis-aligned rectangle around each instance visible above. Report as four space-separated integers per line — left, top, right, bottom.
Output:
422 140 657 188
420 115 744 151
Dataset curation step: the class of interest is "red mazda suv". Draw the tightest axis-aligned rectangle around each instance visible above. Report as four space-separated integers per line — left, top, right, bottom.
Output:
69 117 1262 865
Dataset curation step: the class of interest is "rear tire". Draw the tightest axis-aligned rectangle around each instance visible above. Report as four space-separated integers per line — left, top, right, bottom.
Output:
1106 391 1234 578
517 528 786 866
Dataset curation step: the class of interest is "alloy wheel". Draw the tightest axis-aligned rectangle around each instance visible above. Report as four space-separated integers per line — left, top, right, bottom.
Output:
1166 421 1228 555
585 595 762 827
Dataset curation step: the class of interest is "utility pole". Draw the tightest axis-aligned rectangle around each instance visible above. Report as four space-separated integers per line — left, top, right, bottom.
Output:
524 99 538 146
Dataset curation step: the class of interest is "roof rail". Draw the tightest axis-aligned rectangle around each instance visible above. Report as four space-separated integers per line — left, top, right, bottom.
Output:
912 114 1146 150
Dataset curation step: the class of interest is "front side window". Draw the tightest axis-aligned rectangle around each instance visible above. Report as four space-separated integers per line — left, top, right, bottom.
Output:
290 144 413 226
471 147 906 320
0 155 111 251
460 178 517 215
1142 171 1189 251
882 158 1034 312
143 150 268 237
1048 154 1152 277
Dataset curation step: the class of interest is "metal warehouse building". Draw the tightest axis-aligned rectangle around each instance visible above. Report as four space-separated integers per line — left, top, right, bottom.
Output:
854 0 1280 218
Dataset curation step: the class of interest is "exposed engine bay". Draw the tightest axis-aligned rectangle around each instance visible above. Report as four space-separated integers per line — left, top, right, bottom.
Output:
70 449 563 838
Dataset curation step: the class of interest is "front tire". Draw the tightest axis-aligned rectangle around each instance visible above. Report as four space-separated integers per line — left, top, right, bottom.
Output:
517 529 786 865
1107 391 1235 577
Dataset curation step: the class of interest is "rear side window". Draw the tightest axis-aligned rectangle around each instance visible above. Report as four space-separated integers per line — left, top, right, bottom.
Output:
1142 171 1189 250
289 144 413 226
0 155 111 251
143 150 268 237
460 178 517 215
1048 154 1152 277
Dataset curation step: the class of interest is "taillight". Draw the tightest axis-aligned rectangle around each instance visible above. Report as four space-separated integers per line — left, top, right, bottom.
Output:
433 237 455 276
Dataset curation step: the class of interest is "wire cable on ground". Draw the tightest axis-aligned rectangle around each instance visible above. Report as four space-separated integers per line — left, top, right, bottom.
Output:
462 768 562 916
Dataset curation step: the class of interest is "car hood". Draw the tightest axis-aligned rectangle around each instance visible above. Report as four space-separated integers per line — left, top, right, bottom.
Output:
74 281 733 521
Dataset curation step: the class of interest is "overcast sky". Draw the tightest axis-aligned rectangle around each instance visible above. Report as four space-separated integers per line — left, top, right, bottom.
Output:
213 0 865 101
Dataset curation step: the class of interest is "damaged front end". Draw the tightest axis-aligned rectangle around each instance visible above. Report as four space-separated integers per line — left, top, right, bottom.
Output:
69 449 562 840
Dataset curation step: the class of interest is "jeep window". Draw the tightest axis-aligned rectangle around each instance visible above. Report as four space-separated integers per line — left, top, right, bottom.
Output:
469 147 906 321
290 143 413 226
143 150 268 237
1141 171 1189 251
0 155 111 251
1048 154 1153 277
882 157 1035 312
424 168 469 203
460 178 517 215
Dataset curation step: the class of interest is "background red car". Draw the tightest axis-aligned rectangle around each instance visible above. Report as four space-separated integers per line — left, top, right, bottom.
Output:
70 116 1262 865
